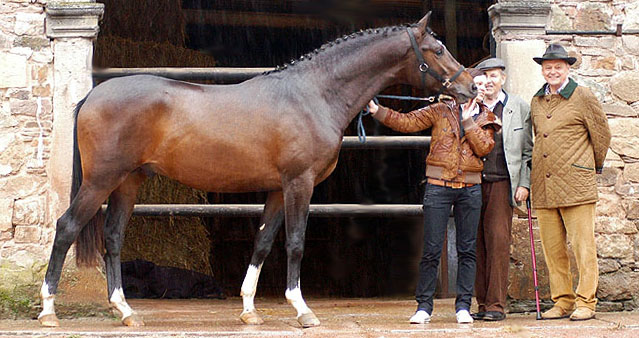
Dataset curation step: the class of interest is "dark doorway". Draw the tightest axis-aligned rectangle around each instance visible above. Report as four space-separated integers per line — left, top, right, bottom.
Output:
94 0 493 298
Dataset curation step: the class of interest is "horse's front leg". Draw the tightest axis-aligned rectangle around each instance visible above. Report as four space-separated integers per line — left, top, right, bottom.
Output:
282 173 320 328
103 173 145 326
240 191 284 325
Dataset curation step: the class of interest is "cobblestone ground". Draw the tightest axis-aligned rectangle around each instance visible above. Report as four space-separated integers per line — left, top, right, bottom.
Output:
1 298 638 337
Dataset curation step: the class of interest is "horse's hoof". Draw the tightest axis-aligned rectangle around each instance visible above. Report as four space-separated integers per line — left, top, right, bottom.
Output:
298 312 320 328
122 314 145 327
240 310 264 325
38 314 60 327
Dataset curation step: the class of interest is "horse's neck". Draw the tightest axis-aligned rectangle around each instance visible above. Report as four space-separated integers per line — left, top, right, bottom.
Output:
293 33 409 131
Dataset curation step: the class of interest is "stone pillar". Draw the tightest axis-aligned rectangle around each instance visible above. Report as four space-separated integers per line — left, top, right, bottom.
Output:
45 1 103 219
488 0 551 101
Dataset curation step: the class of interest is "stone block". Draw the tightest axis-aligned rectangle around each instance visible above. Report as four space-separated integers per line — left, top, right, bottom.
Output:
12 196 45 226
31 50 53 64
595 217 636 234
550 4 572 30
604 149 624 168
622 36 639 55
14 12 44 36
597 271 637 301
593 56 616 70
0 199 13 232
575 36 615 49
598 301 625 312
13 36 49 51
610 71 639 103
0 132 16 154
598 258 620 274
13 225 41 243
624 200 639 220
596 233 633 259
611 138 639 159
615 181 639 197
624 163 639 183
625 2 639 30
0 53 27 88
596 193 626 218
603 103 637 118
9 99 37 116
0 29 13 49
575 2 611 31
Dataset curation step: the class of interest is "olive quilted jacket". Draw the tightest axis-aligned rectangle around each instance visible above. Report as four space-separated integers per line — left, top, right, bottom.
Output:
530 78 611 208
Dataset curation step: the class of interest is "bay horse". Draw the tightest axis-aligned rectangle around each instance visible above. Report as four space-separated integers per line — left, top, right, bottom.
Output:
38 12 476 328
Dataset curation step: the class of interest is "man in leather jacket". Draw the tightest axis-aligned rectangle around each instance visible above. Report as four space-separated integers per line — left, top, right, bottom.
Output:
367 69 500 324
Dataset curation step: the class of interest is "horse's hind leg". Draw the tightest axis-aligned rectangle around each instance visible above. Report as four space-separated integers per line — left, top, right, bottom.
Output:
103 171 146 326
282 173 320 328
240 190 284 325
38 184 111 327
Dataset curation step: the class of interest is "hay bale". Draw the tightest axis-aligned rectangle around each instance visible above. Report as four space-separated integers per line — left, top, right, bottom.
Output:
120 175 212 276
93 35 216 68
98 0 186 46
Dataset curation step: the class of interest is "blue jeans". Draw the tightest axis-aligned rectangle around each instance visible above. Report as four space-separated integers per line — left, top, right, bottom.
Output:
416 183 482 314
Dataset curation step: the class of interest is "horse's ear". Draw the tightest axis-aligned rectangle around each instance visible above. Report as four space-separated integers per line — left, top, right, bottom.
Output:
416 11 432 34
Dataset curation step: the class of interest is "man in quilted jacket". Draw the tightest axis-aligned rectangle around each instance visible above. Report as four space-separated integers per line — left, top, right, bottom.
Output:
530 44 611 321
367 68 500 324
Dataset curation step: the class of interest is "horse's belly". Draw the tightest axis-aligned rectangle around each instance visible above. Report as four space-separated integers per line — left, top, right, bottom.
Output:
153 153 282 193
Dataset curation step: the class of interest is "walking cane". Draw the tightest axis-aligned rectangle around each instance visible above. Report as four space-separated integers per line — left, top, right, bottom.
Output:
526 197 542 320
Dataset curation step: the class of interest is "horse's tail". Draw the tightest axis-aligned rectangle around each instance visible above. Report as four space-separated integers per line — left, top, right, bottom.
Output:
72 94 105 267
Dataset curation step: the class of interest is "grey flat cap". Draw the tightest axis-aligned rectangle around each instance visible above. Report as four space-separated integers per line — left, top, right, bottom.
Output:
476 58 506 71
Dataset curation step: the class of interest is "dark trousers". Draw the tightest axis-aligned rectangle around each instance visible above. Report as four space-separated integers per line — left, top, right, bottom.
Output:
416 183 482 314
474 180 513 313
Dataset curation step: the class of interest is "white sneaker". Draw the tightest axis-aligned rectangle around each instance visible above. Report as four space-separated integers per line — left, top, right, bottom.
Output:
409 310 431 324
456 309 473 324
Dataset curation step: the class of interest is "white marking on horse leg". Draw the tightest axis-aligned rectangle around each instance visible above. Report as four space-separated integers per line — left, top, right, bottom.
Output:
259 223 266 231
38 281 55 319
285 281 312 318
109 287 134 320
240 264 263 313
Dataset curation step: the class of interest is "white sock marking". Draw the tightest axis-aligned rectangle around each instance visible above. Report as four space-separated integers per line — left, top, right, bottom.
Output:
109 287 134 320
38 281 55 319
240 264 262 313
285 282 311 317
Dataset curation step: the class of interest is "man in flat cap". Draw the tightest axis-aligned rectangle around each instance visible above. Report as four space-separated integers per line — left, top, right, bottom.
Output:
530 44 610 321
471 58 533 321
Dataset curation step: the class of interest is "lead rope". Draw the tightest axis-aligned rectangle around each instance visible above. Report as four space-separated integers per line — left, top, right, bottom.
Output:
356 94 453 143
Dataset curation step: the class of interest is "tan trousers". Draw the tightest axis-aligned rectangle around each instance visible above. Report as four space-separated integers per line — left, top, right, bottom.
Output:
536 203 598 311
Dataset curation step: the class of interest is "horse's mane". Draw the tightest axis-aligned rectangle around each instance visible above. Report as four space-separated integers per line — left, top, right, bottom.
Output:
261 23 426 76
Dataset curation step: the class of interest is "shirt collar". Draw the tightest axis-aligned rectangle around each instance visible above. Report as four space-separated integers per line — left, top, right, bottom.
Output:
486 90 506 111
545 77 570 95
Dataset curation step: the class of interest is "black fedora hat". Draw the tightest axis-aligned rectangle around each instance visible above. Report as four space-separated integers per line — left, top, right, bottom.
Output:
533 44 576 65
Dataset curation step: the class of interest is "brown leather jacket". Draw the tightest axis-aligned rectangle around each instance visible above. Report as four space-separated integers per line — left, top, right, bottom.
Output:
374 100 501 183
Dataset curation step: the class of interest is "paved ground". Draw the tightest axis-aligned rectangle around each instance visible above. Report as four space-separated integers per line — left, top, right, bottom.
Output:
1 298 638 337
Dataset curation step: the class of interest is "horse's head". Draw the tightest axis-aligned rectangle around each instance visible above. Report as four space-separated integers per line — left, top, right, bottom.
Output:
402 12 477 103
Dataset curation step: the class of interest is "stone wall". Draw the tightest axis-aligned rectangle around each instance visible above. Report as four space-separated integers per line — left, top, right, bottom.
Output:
0 0 103 304
0 0 54 291
492 0 639 311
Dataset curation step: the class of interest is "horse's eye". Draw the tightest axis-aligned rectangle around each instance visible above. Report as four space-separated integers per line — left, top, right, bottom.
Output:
436 48 444 56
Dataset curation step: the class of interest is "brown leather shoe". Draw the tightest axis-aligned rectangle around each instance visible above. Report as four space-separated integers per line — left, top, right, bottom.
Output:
569 307 595 321
542 306 573 319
